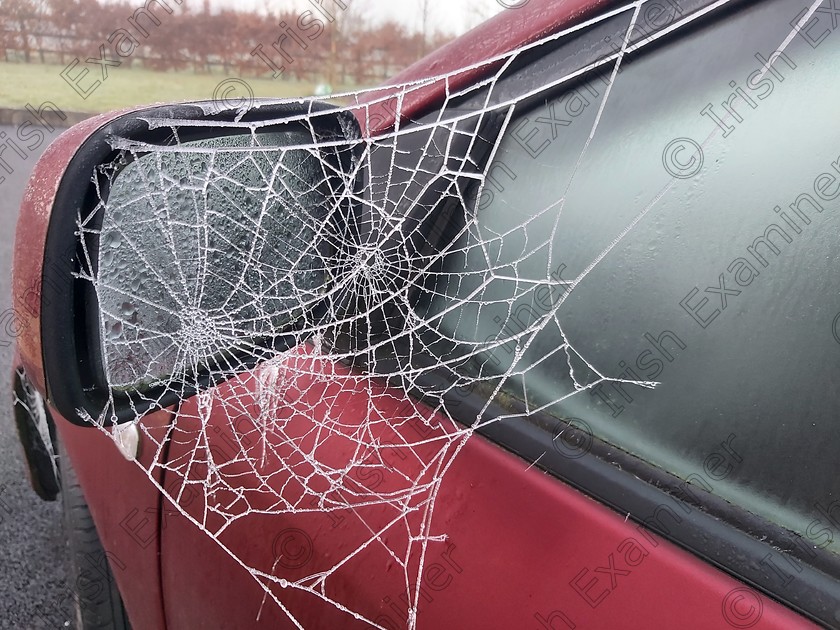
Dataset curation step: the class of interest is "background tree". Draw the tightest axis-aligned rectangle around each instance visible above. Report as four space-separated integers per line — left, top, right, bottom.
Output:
0 0 482 84
418 0 432 57
1 0 37 62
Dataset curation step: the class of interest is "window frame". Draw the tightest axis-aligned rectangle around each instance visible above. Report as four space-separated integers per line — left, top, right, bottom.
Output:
356 0 840 624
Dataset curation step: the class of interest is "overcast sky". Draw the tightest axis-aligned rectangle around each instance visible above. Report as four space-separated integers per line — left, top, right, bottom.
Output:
202 0 507 35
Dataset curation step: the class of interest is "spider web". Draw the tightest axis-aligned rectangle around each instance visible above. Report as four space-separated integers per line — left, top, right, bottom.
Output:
68 1 819 627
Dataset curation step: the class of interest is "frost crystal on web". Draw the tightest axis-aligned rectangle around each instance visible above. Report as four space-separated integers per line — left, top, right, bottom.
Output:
69 0 813 626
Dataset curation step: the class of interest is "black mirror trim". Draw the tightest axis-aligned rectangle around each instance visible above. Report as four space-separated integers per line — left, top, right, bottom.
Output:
41 100 361 427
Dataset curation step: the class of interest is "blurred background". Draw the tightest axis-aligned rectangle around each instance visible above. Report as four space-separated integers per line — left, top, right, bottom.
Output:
0 0 507 113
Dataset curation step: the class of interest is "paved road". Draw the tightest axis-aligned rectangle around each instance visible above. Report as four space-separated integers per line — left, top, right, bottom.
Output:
0 124 73 629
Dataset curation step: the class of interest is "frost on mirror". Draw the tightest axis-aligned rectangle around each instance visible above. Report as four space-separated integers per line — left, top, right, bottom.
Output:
96 131 334 390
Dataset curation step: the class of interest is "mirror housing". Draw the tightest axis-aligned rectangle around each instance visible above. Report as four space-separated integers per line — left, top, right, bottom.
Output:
35 100 361 426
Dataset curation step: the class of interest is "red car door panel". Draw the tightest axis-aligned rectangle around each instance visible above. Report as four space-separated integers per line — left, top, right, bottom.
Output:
159 354 814 629
56 410 173 630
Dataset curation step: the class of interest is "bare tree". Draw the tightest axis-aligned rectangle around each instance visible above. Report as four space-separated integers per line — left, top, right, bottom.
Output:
2 0 36 62
465 0 501 31
0 0 455 84
419 0 431 56
324 0 354 88
340 0 371 86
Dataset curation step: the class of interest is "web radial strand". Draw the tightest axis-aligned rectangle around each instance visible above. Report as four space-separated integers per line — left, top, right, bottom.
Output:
63 1 755 627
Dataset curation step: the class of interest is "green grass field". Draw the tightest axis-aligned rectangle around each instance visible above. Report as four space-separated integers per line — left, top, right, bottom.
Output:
0 61 358 114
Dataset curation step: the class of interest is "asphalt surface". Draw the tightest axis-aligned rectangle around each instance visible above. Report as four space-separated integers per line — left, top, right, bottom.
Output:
0 124 73 629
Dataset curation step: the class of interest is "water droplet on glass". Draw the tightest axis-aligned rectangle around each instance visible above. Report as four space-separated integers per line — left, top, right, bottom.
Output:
120 302 135 317
108 321 123 340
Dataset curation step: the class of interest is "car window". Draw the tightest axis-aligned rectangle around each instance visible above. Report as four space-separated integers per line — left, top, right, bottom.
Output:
417 0 840 557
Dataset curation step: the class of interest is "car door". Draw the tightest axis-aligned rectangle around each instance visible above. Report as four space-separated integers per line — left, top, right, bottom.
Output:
156 0 839 627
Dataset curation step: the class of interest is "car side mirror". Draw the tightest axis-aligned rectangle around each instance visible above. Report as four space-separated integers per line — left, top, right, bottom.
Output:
38 101 362 426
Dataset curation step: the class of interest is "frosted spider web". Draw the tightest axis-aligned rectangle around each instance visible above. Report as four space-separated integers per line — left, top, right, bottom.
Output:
68 0 821 627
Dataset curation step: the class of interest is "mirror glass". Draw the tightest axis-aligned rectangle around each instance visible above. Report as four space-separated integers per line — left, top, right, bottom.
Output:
94 130 337 390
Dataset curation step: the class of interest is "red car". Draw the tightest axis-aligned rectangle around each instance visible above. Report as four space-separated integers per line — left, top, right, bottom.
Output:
11 0 840 628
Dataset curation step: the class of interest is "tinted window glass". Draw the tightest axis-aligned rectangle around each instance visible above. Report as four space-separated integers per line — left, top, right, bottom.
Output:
420 0 840 554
